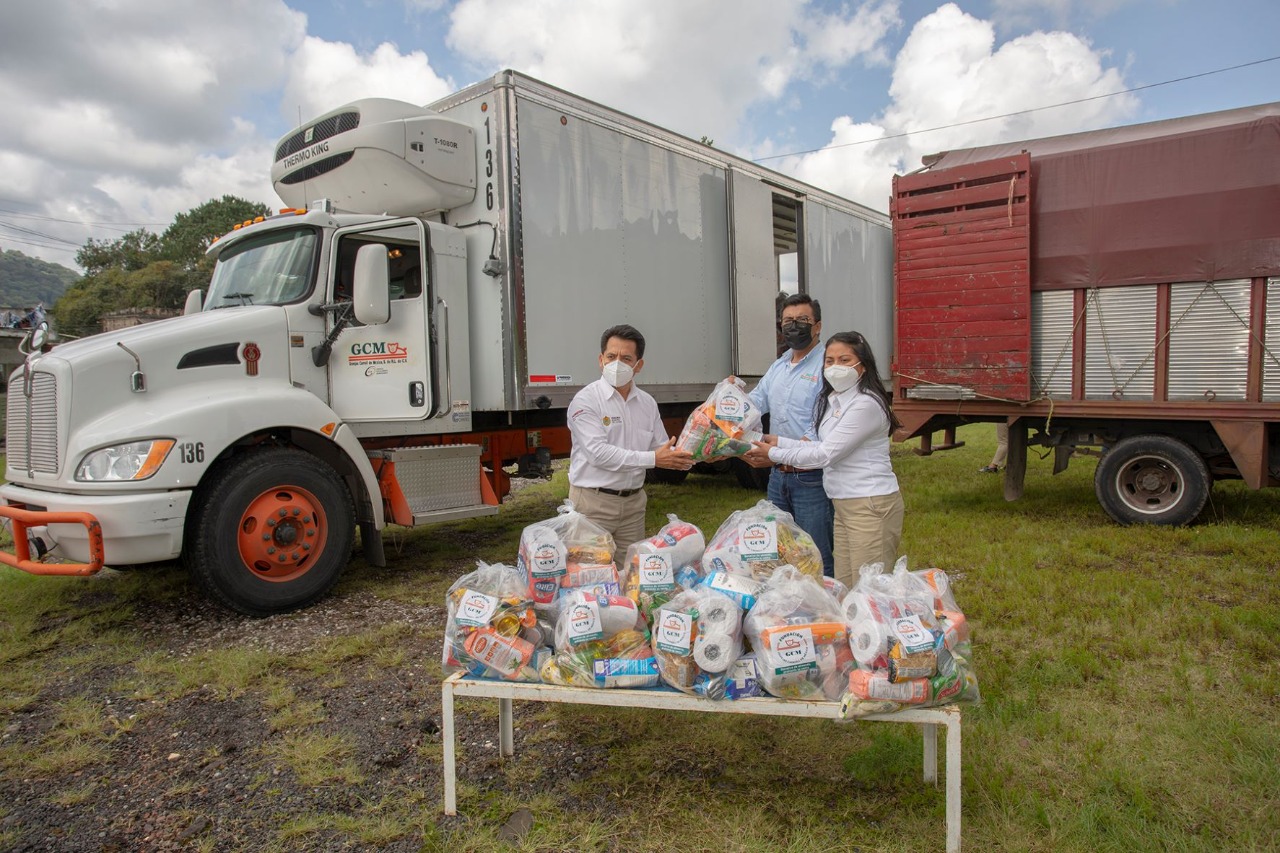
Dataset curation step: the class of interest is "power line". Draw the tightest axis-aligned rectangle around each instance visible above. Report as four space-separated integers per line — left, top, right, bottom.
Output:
0 201 166 229
754 53 1280 163
0 234 79 254
0 220 81 246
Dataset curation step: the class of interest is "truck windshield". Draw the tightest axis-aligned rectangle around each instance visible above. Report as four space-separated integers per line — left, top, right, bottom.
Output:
206 227 318 308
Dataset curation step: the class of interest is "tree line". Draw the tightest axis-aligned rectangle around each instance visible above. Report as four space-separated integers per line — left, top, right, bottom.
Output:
52 195 270 338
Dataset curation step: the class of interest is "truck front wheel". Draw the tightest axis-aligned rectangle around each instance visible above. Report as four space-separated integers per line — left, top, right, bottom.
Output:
1094 435 1210 526
185 447 355 615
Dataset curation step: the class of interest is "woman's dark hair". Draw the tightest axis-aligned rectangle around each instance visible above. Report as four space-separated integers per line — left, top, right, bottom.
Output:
813 331 901 435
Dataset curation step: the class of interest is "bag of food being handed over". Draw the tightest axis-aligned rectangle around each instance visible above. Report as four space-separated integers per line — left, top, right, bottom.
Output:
622 514 706 622
651 586 744 699
443 561 547 682
744 566 854 701
674 377 764 461
539 590 659 689
701 499 824 581
839 558 981 719
516 500 617 615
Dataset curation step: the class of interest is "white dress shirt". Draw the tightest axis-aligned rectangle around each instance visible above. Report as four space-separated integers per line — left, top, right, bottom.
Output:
568 377 667 490
767 386 899 499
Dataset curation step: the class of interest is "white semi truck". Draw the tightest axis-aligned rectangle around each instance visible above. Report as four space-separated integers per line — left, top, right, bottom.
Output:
1 70 892 615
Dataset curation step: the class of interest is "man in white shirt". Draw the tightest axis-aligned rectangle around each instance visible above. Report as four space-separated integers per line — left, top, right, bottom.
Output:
568 325 694 548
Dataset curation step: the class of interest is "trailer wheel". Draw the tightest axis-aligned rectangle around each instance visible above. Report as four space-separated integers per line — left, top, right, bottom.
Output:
1094 435 1210 526
185 447 354 615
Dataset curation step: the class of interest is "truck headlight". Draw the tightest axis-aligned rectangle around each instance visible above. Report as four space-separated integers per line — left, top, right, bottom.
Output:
76 440 176 482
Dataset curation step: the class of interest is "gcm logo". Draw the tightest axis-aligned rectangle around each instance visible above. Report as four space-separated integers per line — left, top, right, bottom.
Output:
773 630 809 663
533 543 560 571
641 555 668 574
741 522 771 553
569 604 596 633
460 592 489 619
719 395 741 417
658 612 686 642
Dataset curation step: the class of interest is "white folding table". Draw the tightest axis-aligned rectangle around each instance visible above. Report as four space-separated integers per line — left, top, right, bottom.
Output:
441 671 963 852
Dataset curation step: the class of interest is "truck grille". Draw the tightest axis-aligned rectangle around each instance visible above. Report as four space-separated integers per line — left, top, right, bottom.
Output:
275 111 360 162
7 371 59 474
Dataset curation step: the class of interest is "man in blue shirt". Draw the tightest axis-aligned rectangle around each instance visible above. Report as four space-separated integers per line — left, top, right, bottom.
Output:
744 293 834 577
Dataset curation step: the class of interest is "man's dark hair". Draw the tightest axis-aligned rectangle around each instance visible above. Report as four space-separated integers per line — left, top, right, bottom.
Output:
600 324 646 359
780 292 821 323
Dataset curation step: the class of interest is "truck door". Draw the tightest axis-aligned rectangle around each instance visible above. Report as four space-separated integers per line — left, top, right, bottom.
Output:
728 171 784 377
328 220 434 423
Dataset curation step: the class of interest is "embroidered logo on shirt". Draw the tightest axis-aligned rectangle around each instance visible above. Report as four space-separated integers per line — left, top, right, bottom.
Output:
603 416 622 426
801 372 820 383
571 408 586 420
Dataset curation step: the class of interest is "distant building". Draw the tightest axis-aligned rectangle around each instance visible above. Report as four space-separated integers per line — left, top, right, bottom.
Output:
101 307 181 332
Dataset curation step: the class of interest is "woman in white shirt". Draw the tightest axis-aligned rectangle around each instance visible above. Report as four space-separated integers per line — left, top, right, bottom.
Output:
750 331 904 589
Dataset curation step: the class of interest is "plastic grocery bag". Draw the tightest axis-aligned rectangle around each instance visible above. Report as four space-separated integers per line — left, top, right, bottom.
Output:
839 558 981 719
674 377 764 461
701 499 824 580
516 500 617 613
442 561 547 682
744 565 854 700
539 590 659 689
622 514 706 621
651 586 744 699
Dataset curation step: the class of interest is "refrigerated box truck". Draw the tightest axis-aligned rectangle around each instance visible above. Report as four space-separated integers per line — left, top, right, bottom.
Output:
889 101 1280 525
1 70 892 614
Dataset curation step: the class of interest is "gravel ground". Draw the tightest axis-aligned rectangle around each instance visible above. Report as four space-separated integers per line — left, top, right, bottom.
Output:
0 475 603 852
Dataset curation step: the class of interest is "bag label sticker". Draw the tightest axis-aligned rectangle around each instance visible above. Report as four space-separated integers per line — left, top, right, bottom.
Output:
456 589 499 627
738 520 779 562
655 609 694 654
768 627 817 674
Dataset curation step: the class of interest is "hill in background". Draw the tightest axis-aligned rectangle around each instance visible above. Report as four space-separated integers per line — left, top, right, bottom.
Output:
0 248 80 309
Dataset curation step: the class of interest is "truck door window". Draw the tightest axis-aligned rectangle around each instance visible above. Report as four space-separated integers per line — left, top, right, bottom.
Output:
335 225 426 302
207 227 318 308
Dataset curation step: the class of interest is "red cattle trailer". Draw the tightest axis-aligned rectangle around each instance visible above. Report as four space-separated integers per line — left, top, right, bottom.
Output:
890 102 1280 524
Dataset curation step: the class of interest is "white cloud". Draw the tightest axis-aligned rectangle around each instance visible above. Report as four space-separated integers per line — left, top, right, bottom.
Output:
779 2 1138 211
446 0 901 147
279 37 456 125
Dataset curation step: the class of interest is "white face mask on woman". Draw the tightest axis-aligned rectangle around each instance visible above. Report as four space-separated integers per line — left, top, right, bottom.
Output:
602 360 635 388
824 364 859 393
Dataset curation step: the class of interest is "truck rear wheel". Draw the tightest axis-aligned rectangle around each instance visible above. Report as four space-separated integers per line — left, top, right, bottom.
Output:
185 447 354 615
1094 435 1210 526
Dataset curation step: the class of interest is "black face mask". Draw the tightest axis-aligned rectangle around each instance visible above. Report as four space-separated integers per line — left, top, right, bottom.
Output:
781 322 814 350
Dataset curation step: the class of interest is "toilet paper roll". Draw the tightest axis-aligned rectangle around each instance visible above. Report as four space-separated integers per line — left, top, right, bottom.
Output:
693 631 735 673
848 615 891 668
841 591 880 625
699 598 741 635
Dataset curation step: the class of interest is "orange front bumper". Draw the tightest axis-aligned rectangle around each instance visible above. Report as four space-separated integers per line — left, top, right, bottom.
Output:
0 505 105 576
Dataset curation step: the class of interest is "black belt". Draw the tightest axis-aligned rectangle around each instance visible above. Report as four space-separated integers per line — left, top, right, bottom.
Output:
775 465 816 474
589 486 642 497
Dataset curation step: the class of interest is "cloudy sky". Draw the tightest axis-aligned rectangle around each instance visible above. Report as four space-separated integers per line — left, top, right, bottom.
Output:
1 0 1277 271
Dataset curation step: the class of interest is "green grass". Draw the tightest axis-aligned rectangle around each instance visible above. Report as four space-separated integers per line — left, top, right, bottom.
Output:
1 428 1278 851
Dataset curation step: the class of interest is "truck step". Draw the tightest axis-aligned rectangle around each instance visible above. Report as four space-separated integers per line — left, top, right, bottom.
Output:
373 445 499 527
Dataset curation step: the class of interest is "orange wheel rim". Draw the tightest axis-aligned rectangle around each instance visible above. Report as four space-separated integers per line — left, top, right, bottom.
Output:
235 485 329 582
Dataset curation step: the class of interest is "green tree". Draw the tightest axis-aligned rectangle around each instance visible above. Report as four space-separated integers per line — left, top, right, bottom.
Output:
54 196 271 337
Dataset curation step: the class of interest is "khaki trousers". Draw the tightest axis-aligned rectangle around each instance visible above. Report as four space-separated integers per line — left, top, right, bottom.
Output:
567 485 649 551
832 491 905 590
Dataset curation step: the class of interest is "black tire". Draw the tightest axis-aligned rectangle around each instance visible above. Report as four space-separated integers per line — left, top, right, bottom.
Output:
645 467 689 485
731 458 771 491
1094 434 1210 526
184 447 355 616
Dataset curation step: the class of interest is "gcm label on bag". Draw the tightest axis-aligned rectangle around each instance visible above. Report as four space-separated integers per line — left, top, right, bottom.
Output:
566 599 603 644
655 609 694 654
529 540 566 578
638 552 675 591
456 589 499 627
768 627 817 674
737 520 779 561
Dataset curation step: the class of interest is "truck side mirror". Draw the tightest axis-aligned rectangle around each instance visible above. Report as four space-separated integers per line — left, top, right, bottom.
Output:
183 289 204 315
353 244 391 325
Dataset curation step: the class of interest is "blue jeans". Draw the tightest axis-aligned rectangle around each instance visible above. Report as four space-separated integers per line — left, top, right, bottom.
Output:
767 469 835 578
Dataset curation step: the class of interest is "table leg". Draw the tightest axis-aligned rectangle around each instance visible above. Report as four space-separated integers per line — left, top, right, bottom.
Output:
442 680 457 816
946 716 962 853
922 722 938 785
499 697 514 757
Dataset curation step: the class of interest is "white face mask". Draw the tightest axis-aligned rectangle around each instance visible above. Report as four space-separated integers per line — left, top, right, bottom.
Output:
824 364 859 393
602 360 635 388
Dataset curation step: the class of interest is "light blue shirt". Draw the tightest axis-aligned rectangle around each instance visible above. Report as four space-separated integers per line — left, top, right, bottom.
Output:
748 346 825 440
